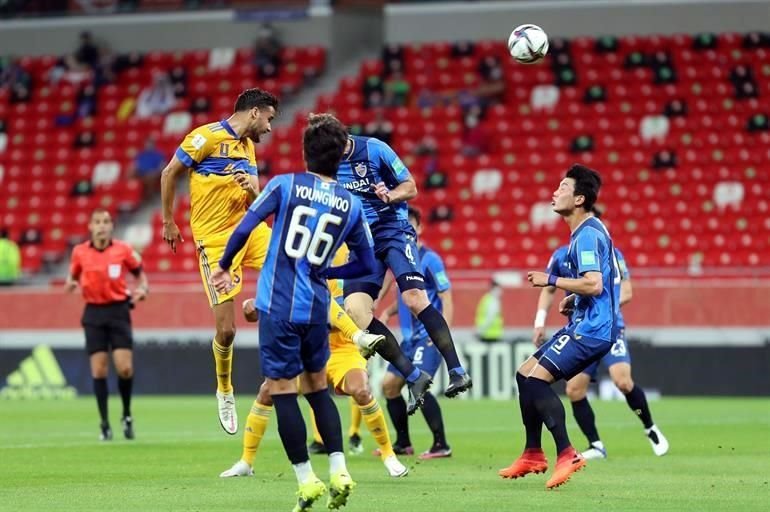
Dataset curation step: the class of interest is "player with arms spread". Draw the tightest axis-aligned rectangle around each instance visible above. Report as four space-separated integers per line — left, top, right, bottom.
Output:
533 209 669 460
336 134 472 414
499 164 620 489
210 114 375 511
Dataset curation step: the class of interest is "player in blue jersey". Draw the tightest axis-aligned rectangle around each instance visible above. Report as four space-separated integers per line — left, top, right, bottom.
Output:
499 164 619 489
335 134 471 413
378 207 453 459
210 114 375 511
532 210 669 460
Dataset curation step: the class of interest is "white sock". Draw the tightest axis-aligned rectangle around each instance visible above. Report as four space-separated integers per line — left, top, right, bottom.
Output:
592 440 605 450
329 452 347 475
292 460 314 484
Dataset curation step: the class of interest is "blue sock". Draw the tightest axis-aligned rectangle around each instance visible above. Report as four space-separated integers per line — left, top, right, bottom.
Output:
449 367 465 375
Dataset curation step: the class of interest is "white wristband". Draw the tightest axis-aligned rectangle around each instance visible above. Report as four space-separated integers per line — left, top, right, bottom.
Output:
534 309 547 329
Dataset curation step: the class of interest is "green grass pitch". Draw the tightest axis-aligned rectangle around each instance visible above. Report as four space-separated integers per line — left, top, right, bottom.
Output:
1 396 768 511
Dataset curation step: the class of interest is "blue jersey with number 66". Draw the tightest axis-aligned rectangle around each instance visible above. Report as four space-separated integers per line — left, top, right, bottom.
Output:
246 173 373 324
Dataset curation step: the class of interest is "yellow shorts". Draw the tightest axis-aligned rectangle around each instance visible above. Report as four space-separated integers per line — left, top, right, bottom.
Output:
196 223 272 307
326 333 367 394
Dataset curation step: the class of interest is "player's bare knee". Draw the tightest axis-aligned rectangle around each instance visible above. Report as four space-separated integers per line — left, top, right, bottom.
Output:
216 325 236 345
351 386 373 406
344 302 372 327
117 365 133 379
382 373 403 399
402 289 429 313
615 377 635 394
566 381 587 401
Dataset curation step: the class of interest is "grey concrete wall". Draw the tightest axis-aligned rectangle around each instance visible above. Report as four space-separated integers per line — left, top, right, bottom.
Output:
384 0 770 43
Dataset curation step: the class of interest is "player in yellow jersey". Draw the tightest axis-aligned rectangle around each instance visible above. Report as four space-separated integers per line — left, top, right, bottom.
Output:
220 246 409 479
160 89 383 435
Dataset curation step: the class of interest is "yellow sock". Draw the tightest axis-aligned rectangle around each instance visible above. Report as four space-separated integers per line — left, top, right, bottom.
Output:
241 401 272 466
329 300 360 340
349 397 362 438
309 407 324 444
212 338 233 394
360 399 394 460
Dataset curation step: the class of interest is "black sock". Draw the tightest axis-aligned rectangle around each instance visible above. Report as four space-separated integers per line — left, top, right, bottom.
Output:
304 389 343 454
386 396 411 447
367 318 419 382
93 378 109 425
528 377 571 454
571 398 600 444
420 392 447 447
117 377 132 418
417 306 461 371
624 385 654 429
272 393 310 465
516 373 542 450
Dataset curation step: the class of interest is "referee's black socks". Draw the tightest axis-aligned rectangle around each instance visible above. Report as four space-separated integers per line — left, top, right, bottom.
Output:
93 378 109 425
118 377 133 418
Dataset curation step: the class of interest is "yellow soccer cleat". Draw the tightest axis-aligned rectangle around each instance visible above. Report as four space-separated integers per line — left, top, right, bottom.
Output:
327 472 356 510
292 477 327 512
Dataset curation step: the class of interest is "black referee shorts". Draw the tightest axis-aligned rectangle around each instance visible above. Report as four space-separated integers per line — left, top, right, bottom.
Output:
81 301 134 355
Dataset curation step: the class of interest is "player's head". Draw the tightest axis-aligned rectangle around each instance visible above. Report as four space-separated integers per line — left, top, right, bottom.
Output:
553 164 602 215
88 208 113 243
407 206 423 236
303 113 349 178
233 88 279 143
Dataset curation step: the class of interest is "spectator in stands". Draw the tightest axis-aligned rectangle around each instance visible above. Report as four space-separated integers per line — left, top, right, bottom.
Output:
169 65 187 98
451 41 475 58
363 75 385 108
416 87 441 109
71 179 93 197
383 69 410 107
19 228 42 246
664 99 688 117
130 137 165 198
693 33 717 50
382 43 404 74
747 113 769 132
363 109 394 145
74 31 101 71
0 119 5 133
652 149 678 169
477 55 506 105
254 23 282 79
742 31 770 49
475 279 503 343
135 73 176 119
0 57 31 90
76 84 98 118
429 205 454 223
0 228 21 285
189 96 210 114
736 81 759 100
112 51 143 74
461 107 489 157
74 130 96 149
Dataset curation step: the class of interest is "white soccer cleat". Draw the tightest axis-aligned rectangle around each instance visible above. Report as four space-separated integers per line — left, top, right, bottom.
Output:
352 331 384 359
581 442 608 460
220 460 254 478
383 454 409 478
216 391 238 435
646 425 669 456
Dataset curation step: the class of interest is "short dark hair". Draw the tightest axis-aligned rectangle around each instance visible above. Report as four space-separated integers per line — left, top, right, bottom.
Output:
565 164 602 212
90 208 112 220
407 206 422 226
303 113 349 177
234 88 279 113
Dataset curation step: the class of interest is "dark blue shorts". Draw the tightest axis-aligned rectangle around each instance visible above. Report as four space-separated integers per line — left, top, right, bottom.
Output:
343 221 424 299
582 328 632 379
387 336 442 379
533 327 612 381
258 311 330 380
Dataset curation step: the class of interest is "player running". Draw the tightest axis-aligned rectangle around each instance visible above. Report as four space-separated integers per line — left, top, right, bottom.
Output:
210 113 373 511
378 207 454 459
220 246 408 479
533 211 669 460
336 134 472 413
499 164 620 489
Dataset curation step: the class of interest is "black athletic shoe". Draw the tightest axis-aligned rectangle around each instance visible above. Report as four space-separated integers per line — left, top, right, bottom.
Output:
406 371 433 415
308 440 327 455
122 416 135 440
100 422 113 442
444 370 472 398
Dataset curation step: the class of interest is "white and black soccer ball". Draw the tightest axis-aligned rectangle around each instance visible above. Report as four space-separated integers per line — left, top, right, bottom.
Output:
508 24 549 64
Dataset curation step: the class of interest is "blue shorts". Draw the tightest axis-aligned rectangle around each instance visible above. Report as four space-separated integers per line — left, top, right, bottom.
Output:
343 221 424 299
533 327 612 381
258 311 330 380
387 336 442 379
582 328 632 379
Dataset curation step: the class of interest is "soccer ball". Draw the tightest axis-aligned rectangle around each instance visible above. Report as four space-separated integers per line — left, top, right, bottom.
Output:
508 24 549 64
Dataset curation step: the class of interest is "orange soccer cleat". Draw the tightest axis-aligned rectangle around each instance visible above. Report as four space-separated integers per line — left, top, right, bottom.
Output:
498 449 549 479
546 447 586 489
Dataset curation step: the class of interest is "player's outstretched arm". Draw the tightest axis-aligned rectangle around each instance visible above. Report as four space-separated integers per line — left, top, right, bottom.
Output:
528 270 603 297
322 246 376 279
439 289 454 328
533 286 557 345
160 155 187 253
371 177 417 204
379 300 399 324
620 279 633 306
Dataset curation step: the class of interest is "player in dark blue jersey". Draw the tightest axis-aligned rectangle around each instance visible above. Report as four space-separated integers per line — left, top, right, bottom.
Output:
533 211 668 461
499 164 619 490
210 114 374 511
336 135 471 412
378 207 453 459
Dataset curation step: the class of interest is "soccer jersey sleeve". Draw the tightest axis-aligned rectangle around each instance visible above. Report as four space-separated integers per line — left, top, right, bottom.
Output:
245 139 259 177
175 127 218 168
373 139 411 184
424 251 451 293
575 228 602 276
122 244 143 276
614 248 630 280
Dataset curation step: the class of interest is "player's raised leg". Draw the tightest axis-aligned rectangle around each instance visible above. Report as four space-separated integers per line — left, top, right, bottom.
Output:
566 372 606 459
212 300 238 434
610 362 669 456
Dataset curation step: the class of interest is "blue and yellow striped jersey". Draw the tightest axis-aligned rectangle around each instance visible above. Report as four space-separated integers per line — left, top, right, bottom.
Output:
175 119 259 241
